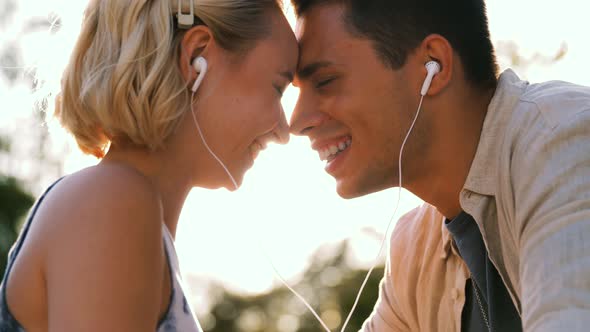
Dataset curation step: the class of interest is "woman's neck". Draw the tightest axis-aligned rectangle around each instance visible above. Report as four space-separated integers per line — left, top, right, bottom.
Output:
101 145 193 237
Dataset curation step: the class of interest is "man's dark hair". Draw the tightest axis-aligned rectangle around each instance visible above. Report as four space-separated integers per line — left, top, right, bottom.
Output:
291 0 499 89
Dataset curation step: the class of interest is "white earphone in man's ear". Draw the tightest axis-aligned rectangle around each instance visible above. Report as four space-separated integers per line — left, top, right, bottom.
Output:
191 56 208 92
420 60 441 96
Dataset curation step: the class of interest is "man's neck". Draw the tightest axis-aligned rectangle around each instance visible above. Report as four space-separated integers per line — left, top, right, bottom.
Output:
410 85 496 219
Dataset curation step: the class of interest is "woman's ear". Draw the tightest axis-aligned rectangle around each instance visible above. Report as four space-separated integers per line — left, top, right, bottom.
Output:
419 34 453 96
179 25 213 83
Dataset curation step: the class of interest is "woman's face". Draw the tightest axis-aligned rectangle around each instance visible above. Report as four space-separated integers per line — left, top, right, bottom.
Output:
181 10 298 190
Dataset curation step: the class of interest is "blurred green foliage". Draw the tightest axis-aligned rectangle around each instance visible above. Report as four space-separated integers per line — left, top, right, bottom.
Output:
0 174 35 277
203 241 384 332
0 134 35 277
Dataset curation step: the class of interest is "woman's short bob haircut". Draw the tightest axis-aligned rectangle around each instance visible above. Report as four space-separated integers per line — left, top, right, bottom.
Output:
55 0 282 158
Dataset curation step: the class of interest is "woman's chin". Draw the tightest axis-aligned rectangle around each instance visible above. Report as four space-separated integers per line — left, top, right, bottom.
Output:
219 170 245 191
193 174 243 191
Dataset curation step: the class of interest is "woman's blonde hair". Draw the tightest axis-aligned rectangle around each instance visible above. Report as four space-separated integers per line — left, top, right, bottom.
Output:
55 0 281 158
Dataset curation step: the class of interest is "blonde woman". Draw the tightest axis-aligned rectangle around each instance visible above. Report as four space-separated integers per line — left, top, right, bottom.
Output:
0 0 297 331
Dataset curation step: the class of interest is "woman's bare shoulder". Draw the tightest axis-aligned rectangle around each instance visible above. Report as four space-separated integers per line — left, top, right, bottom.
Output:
37 164 162 228
30 164 166 330
32 163 165 276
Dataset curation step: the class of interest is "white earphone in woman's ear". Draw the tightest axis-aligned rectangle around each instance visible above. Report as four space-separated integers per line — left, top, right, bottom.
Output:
187 54 238 189
191 56 208 92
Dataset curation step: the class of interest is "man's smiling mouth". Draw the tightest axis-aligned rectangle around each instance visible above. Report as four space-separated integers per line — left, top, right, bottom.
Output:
318 136 352 162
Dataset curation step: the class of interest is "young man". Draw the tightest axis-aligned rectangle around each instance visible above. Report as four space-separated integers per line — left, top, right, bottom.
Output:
289 0 590 331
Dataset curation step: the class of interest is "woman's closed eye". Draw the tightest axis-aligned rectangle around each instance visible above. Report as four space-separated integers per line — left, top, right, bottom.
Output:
274 84 288 97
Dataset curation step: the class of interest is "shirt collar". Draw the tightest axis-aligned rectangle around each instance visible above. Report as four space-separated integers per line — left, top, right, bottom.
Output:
441 216 454 259
462 69 529 197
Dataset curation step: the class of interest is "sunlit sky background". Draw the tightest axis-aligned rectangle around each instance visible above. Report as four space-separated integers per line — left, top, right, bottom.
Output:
1 0 589 315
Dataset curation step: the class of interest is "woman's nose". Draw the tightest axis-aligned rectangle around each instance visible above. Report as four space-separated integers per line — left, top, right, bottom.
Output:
272 109 290 145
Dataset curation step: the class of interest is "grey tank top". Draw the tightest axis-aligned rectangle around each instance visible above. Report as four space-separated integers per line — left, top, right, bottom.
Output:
0 178 203 332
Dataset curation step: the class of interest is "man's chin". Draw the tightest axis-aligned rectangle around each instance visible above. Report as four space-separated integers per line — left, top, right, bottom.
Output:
335 177 394 199
336 187 362 200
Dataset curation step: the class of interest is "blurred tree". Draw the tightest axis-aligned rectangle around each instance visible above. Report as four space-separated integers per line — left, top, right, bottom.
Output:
0 135 35 276
0 175 34 276
0 0 17 27
496 40 568 74
0 0 57 277
0 135 10 152
203 241 384 332
0 134 35 276
0 0 65 194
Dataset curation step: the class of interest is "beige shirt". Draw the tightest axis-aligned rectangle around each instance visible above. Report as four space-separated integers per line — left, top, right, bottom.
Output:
361 69 590 331
361 204 469 332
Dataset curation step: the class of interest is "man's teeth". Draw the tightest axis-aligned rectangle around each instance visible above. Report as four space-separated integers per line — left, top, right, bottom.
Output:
320 139 352 161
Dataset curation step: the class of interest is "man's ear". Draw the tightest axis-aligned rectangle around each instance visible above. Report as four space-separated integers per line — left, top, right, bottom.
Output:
419 34 453 96
179 25 213 83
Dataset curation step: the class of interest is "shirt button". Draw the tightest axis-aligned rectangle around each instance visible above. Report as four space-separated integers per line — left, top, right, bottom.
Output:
451 288 460 301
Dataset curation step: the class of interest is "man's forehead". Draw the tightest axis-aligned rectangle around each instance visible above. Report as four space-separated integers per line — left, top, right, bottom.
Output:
295 4 349 70
295 3 347 40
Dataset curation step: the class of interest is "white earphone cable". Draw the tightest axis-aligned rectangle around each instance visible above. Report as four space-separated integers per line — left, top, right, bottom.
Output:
261 248 333 332
338 93 425 332
190 89 239 190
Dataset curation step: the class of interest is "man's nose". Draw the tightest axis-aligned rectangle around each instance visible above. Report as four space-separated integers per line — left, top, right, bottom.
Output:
289 91 329 136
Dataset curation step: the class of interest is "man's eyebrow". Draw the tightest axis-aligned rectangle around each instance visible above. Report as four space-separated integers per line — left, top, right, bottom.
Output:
279 70 294 82
297 61 333 80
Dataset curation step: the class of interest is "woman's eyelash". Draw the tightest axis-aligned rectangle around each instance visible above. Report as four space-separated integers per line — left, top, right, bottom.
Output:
274 85 284 97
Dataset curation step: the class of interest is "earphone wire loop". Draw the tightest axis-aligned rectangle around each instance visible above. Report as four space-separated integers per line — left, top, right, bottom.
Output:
259 244 332 332
338 93 425 332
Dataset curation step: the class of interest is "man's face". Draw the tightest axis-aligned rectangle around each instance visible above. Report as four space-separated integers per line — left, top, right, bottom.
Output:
291 4 420 198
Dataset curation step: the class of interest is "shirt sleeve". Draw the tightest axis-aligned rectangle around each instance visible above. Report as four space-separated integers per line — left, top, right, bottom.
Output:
359 259 409 332
512 109 590 332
